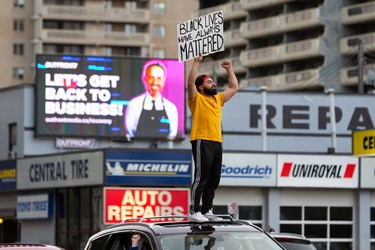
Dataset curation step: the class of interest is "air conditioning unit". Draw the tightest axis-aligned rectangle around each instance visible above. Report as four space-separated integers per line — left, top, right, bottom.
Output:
7 151 16 160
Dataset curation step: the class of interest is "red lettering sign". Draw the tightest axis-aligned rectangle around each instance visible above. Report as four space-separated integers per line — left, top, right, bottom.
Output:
104 187 190 224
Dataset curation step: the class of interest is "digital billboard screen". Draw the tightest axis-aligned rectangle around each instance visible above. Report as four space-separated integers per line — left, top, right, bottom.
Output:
35 54 185 141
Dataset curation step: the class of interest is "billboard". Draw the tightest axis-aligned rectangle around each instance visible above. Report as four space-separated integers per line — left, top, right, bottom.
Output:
35 54 185 141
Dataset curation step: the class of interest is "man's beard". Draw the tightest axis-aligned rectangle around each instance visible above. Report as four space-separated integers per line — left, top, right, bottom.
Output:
203 86 217 95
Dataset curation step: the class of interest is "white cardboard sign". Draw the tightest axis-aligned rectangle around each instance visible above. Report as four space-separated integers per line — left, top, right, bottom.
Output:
177 11 224 62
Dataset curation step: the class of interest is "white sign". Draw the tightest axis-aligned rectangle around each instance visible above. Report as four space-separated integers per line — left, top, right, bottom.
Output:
177 11 224 62
56 137 95 149
360 157 375 188
277 154 359 188
220 153 277 187
17 194 52 220
17 151 104 189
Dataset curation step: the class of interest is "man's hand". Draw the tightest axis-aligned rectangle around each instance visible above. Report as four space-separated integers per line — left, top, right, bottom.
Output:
131 234 141 247
221 60 232 70
194 54 203 62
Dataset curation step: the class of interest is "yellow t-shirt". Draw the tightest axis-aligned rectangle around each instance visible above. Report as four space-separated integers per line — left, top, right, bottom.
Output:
188 92 224 142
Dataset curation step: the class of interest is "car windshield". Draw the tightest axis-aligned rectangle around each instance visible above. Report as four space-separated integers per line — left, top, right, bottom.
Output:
158 231 282 250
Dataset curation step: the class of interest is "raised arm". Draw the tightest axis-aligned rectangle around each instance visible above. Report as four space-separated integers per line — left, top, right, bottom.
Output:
187 54 203 100
221 60 239 103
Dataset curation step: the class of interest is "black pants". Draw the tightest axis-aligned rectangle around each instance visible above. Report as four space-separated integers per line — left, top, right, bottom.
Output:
190 139 222 214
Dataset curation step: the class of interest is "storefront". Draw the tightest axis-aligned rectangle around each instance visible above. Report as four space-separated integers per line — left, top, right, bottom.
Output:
0 160 18 243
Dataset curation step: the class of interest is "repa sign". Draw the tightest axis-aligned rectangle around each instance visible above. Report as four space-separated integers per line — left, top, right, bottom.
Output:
223 92 375 134
277 154 358 188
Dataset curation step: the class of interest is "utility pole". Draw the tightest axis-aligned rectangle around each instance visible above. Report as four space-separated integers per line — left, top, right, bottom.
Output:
358 39 365 94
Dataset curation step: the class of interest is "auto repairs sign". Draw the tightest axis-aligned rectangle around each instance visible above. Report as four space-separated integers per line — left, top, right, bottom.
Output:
104 187 189 224
277 154 358 188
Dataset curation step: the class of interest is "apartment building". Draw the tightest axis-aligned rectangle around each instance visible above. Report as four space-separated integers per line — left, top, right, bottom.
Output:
0 0 197 89
195 0 375 93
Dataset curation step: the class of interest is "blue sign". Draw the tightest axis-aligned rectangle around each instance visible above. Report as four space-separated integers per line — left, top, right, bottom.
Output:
17 193 54 220
105 149 192 186
0 160 16 191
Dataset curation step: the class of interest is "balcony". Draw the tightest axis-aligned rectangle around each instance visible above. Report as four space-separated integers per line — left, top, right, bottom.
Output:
240 8 321 39
341 1 375 25
199 57 247 77
340 32 375 54
240 0 293 11
240 38 321 67
240 68 321 90
224 29 247 47
340 64 375 86
40 29 150 47
40 5 150 23
194 2 247 21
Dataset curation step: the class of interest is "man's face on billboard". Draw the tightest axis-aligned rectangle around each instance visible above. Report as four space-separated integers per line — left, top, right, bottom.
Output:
144 65 166 98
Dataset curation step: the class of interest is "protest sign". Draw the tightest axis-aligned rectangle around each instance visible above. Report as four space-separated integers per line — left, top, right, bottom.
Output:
177 10 224 62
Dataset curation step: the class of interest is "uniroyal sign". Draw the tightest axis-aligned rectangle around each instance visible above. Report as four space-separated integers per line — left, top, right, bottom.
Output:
277 154 358 188
104 187 189 224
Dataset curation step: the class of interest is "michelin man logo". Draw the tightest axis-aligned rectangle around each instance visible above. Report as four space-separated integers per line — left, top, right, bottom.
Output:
106 161 125 175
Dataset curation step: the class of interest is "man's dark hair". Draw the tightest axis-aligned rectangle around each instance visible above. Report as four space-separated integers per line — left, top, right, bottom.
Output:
195 75 209 90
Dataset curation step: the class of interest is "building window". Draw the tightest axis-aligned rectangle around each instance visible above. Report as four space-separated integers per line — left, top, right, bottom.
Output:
104 47 112 56
154 2 166 15
124 24 137 33
371 207 375 248
12 67 24 80
8 123 17 159
214 205 263 229
280 206 353 249
153 25 166 38
13 0 24 8
125 1 136 9
13 43 24 55
153 49 165 58
13 19 24 32
104 23 112 32
56 187 100 250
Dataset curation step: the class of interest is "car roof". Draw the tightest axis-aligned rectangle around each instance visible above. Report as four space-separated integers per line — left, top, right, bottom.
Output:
89 215 267 240
0 244 64 250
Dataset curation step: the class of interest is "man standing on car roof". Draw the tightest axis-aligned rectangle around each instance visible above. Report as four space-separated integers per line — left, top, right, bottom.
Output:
187 54 239 222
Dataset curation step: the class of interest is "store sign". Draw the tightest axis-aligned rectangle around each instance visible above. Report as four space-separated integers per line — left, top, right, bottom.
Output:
360 157 375 188
220 153 276 187
277 154 358 188
104 187 189 224
0 160 16 191
352 129 375 156
223 92 375 135
17 193 53 220
105 149 192 186
17 151 103 189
